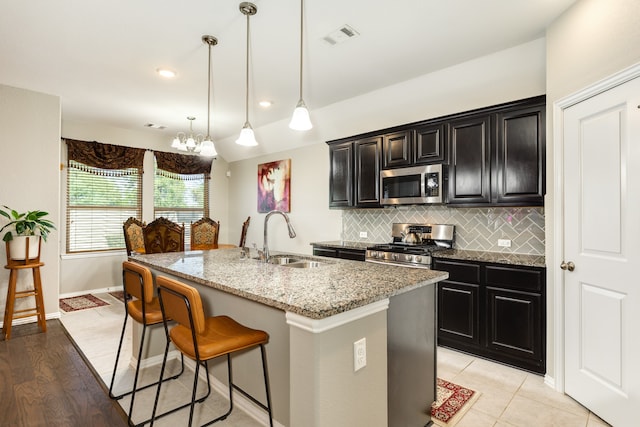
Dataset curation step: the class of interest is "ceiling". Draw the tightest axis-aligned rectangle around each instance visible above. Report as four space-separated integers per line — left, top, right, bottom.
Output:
0 0 576 161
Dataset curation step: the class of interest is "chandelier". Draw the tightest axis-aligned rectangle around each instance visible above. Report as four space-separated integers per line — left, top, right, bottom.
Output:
170 36 218 157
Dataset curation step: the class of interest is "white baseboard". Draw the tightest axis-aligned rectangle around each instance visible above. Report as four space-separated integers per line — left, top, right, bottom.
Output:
59 286 123 299
0 312 60 328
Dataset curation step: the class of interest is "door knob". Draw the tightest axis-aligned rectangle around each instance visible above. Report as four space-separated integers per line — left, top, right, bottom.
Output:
560 261 575 271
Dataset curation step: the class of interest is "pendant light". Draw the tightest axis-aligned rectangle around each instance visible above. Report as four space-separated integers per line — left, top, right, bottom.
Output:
289 0 312 131
172 116 202 152
199 35 218 157
235 2 258 146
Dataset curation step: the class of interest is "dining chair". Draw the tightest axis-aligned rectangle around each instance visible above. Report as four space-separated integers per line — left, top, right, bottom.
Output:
190 217 220 250
123 217 146 255
109 261 184 426
151 275 273 427
239 216 250 248
143 217 185 253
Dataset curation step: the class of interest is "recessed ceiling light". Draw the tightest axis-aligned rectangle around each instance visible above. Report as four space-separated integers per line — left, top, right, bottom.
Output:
156 68 176 78
259 100 273 108
144 123 167 130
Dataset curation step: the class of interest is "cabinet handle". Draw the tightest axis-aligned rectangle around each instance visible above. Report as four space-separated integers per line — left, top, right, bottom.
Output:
560 261 575 272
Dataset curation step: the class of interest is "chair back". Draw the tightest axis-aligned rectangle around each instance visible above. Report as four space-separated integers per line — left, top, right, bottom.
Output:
123 217 146 255
157 276 206 335
190 217 220 250
143 217 185 253
122 261 154 304
239 216 251 247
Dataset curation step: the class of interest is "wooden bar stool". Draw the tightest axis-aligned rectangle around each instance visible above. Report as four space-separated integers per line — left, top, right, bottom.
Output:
3 237 46 340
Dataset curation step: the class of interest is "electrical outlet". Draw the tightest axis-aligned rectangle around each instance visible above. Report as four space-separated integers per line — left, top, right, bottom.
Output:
354 338 366 371
359 231 368 238
498 239 512 248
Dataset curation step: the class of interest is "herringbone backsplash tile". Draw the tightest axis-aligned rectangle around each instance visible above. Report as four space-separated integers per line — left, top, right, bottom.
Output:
342 206 544 255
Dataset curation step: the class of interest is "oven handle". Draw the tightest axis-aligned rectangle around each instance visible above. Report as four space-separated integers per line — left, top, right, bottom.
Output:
365 258 431 269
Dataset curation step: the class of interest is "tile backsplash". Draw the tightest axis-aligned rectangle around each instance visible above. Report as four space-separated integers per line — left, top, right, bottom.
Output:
342 205 545 255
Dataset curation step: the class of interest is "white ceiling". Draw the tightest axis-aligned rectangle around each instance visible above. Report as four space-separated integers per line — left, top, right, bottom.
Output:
0 0 576 161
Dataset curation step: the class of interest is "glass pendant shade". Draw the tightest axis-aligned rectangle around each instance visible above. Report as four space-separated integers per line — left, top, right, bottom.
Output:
289 98 312 131
235 122 258 146
171 137 181 148
199 137 217 157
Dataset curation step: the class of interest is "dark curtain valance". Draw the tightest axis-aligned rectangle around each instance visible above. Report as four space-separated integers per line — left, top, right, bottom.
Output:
154 151 212 179
65 139 146 170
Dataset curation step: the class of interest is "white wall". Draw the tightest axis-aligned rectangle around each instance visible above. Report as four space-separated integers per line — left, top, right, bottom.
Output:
545 0 640 384
226 38 547 254
0 84 61 321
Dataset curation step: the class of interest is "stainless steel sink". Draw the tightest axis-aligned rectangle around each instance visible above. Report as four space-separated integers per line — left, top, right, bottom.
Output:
268 255 329 268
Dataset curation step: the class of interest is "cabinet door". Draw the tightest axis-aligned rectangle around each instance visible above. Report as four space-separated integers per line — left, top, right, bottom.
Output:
354 137 382 207
382 130 413 169
495 104 545 205
448 115 492 204
485 287 544 373
438 281 481 348
414 123 447 164
313 247 338 258
329 141 353 208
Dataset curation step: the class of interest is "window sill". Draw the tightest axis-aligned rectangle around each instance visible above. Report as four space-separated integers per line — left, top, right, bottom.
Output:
61 250 126 260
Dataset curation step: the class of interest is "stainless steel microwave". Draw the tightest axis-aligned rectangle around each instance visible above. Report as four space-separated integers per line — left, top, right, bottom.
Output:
380 164 445 205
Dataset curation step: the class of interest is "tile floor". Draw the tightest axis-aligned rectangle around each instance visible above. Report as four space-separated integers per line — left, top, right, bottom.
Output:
60 292 611 427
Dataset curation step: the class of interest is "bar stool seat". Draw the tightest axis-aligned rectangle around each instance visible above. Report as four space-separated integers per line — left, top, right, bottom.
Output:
3 238 47 340
152 275 273 427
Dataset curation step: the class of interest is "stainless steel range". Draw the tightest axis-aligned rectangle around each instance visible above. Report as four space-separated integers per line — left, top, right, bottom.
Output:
365 223 454 269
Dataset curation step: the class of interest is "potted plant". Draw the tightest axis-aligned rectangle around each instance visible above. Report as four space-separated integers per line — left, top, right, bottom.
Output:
0 206 55 260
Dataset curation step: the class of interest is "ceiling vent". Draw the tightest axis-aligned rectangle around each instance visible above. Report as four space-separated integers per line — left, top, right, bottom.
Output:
322 25 359 46
144 123 166 130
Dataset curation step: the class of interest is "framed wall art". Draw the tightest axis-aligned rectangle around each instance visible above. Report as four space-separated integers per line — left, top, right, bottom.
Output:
258 159 291 213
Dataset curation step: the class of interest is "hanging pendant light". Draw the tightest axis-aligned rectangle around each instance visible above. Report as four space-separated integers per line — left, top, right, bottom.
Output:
200 35 218 157
172 117 203 152
289 0 312 131
236 2 258 147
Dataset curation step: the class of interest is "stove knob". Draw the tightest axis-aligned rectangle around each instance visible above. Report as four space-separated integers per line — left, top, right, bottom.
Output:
392 253 399 261
415 256 422 263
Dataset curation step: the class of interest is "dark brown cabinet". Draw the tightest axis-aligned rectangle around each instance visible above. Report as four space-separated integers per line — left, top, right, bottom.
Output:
382 130 413 168
447 97 546 207
312 246 365 261
433 258 546 374
381 124 447 169
328 137 381 208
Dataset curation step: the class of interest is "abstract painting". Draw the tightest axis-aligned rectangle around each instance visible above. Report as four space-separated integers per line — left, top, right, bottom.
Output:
258 159 291 213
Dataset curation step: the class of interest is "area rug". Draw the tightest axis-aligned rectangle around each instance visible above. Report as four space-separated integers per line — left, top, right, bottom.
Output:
431 378 479 427
59 294 109 312
108 290 126 303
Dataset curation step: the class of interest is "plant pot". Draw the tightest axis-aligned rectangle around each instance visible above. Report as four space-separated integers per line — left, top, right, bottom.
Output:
8 235 41 261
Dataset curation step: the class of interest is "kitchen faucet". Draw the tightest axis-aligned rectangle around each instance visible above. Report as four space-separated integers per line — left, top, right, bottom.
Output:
261 210 296 262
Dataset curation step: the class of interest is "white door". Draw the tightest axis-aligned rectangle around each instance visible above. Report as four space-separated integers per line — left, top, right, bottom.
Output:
563 76 640 426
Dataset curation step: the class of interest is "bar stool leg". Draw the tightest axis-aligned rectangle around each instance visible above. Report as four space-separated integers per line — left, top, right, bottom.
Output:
32 266 47 332
2 269 18 340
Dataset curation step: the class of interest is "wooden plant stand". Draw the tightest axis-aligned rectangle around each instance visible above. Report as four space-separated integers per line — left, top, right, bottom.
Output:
3 237 47 340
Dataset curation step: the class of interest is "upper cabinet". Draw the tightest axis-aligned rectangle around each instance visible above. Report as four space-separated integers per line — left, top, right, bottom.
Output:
381 124 447 169
328 136 381 208
327 95 545 209
447 97 546 207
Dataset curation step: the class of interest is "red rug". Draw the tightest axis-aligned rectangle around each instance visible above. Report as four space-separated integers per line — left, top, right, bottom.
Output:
109 291 126 303
59 294 109 312
431 378 479 426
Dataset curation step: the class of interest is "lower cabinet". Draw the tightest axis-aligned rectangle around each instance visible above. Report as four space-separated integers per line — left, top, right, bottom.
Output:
312 246 365 261
433 258 546 374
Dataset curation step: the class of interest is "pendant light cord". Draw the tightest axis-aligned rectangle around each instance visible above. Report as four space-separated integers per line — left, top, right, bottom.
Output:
207 41 212 138
245 11 250 123
298 0 304 100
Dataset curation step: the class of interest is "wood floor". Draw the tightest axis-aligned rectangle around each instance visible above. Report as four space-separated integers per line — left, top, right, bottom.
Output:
0 319 128 426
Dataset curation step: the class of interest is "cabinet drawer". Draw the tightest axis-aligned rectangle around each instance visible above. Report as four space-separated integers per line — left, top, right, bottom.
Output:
485 265 543 292
313 247 338 258
433 260 480 284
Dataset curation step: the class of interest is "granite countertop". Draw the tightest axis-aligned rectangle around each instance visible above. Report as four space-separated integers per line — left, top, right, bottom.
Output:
130 249 447 320
432 249 546 268
310 241 374 250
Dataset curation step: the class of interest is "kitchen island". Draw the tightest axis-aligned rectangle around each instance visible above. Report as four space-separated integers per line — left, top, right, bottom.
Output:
130 248 448 426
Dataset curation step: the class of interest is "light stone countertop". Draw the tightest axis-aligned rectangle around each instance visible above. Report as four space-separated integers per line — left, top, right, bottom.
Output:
129 248 448 320
432 249 546 268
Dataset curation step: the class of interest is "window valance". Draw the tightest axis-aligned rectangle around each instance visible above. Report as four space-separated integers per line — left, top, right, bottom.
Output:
154 151 212 179
65 139 146 170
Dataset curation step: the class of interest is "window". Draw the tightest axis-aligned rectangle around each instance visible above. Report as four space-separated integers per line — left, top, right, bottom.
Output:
154 167 209 246
66 161 142 253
